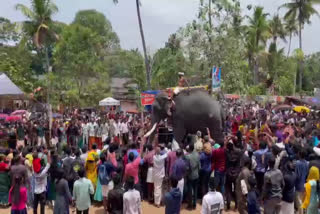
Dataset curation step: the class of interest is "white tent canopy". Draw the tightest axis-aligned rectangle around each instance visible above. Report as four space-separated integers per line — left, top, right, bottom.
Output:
99 97 120 106
0 73 24 95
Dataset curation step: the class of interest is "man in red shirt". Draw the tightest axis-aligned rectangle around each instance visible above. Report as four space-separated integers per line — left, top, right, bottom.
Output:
211 142 226 194
123 152 141 185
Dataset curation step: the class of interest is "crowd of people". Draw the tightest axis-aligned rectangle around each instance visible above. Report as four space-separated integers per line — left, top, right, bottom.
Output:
0 100 320 214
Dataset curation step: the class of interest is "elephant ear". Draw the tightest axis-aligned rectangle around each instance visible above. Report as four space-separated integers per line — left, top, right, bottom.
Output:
152 100 161 112
151 101 161 124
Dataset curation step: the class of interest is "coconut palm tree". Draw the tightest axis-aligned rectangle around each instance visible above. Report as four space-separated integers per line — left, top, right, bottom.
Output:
246 6 270 85
269 14 286 45
15 0 58 49
112 0 151 89
280 0 320 91
284 15 298 57
16 0 58 139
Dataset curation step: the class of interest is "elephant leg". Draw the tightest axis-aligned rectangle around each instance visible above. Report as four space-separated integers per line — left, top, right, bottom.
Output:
173 122 186 145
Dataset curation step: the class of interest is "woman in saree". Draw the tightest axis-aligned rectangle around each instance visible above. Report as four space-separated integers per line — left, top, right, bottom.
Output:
85 147 99 189
302 166 320 214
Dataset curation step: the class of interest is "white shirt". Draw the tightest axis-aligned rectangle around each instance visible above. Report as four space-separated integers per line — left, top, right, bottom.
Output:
201 191 224 214
121 122 129 134
88 122 95 137
314 147 320 156
153 153 168 179
80 153 88 162
101 123 109 136
34 163 50 194
82 123 89 135
123 189 142 214
114 122 121 136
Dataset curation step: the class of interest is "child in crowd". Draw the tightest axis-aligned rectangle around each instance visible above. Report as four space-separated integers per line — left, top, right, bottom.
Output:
9 175 27 214
247 175 260 214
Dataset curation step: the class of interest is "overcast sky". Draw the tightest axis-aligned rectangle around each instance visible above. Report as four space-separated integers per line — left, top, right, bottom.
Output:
1 0 319 54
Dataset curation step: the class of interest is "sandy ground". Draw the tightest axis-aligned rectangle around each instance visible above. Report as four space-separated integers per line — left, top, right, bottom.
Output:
1 202 239 214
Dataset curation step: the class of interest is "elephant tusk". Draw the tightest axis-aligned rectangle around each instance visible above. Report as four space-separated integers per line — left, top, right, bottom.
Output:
144 122 158 137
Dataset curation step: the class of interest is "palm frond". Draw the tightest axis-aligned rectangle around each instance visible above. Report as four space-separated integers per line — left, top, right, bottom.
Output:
279 2 298 10
15 4 35 20
284 9 297 20
48 2 59 15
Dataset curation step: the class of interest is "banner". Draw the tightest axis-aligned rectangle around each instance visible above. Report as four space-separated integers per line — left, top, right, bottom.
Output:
141 91 159 106
212 67 221 91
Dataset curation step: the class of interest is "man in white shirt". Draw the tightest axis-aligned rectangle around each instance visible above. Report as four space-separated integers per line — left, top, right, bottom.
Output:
101 121 109 142
201 177 224 214
34 159 51 214
114 119 121 138
123 176 142 214
120 119 129 145
88 120 96 148
153 146 168 207
82 120 89 148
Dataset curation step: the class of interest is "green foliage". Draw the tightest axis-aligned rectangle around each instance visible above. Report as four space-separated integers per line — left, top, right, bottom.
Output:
53 23 110 107
73 10 120 52
1 0 319 105
269 14 286 44
304 52 320 91
0 17 21 44
247 84 266 96
0 45 38 93
281 0 320 27
151 47 187 89
16 0 59 49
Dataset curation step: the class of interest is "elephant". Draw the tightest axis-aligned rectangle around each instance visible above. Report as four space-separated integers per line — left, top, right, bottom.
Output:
145 89 225 145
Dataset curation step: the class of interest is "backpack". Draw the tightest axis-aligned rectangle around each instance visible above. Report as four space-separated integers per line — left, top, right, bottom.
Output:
99 163 110 185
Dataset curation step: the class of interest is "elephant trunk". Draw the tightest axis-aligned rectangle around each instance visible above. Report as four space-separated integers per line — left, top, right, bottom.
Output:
144 122 158 138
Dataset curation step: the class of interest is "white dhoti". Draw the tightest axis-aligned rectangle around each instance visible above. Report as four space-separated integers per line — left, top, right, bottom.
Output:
37 136 46 146
153 177 163 206
177 178 184 201
147 167 154 183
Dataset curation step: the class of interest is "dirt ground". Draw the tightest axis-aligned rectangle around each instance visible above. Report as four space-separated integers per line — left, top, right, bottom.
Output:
1 202 239 214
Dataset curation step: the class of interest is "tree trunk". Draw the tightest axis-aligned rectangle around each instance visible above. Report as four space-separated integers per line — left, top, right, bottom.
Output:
136 0 151 90
208 0 212 29
287 33 292 58
253 57 259 85
298 20 303 92
45 47 52 142
293 68 296 96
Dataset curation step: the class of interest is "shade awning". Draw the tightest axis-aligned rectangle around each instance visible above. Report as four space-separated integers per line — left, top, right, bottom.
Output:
99 97 120 106
0 73 24 95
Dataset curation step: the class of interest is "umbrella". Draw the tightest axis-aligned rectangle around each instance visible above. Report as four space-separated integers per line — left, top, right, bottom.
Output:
293 106 310 113
273 104 291 112
99 97 120 106
6 115 22 122
0 113 8 120
11 110 27 116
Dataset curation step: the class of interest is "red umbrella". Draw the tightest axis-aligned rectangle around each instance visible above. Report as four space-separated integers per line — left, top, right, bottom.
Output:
0 113 8 119
6 115 22 122
11 110 27 116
